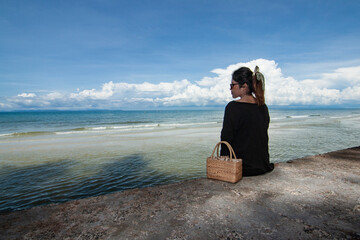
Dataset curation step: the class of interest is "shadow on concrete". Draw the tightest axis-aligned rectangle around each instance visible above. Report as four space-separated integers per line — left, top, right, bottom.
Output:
324 146 360 162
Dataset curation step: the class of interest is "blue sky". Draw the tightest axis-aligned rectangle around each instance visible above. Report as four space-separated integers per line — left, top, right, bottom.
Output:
1 0 360 110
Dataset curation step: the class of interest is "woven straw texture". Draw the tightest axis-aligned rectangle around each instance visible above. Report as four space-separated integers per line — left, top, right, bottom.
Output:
206 141 242 183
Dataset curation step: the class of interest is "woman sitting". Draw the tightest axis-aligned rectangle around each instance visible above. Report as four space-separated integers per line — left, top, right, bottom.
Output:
220 66 274 176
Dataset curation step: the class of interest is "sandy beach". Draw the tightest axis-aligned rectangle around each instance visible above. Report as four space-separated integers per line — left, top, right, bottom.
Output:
1 146 359 239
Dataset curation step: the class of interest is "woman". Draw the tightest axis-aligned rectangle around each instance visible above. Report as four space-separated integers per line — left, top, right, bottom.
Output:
220 66 274 176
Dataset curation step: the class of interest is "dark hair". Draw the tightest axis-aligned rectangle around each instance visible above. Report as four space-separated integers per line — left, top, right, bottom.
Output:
232 67 265 105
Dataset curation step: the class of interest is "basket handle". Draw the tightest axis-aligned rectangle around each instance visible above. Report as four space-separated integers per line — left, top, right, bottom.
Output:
211 141 237 160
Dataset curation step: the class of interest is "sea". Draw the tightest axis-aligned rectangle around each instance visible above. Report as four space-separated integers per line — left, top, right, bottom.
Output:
0 108 359 213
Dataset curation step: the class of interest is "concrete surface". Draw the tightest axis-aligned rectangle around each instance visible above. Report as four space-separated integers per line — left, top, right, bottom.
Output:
1 147 359 240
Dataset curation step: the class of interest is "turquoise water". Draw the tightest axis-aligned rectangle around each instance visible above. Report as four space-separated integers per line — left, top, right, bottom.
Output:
1 108 360 212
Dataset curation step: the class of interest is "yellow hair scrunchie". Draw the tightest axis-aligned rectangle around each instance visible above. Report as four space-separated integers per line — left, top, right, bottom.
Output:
253 66 265 91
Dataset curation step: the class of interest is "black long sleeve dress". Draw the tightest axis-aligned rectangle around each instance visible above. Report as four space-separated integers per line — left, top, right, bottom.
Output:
220 101 274 176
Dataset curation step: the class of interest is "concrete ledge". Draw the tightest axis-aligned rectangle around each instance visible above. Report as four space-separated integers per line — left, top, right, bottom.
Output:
1 147 360 239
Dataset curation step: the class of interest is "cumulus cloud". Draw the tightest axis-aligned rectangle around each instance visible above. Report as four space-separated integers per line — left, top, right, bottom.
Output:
17 93 37 98
2 59 360 110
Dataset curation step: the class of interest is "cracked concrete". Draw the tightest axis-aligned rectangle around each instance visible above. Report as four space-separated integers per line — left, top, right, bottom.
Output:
1 146 359 239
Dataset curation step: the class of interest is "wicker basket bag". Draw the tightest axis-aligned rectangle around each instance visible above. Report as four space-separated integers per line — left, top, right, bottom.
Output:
206 141 242 183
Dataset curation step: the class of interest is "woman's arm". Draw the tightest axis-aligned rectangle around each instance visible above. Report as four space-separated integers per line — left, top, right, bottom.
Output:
220 104 233 156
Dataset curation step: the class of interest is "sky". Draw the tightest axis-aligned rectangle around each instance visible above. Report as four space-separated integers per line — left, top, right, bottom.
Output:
1 0 360 110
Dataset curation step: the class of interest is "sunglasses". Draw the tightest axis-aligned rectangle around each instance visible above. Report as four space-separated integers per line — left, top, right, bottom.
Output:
230 83 240 89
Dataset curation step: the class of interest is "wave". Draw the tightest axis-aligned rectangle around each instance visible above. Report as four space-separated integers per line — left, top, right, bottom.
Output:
286 114 320 119
71 127 88 131
330 113 360 119
55 124 160 134
105 121 152 125
0 131 55 137
0 121 221 138
160 122 218 128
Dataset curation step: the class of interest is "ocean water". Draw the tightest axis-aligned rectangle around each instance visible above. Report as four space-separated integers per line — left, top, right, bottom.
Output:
0 108 359 213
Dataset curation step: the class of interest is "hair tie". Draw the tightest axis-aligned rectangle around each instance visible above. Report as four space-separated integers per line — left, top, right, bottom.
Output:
253 66 265 91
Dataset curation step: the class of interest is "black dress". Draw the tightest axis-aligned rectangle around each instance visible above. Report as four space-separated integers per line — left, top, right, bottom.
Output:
220 101 274 176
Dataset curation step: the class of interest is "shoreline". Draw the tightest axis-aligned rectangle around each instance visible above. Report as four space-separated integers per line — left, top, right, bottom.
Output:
1 146 359 239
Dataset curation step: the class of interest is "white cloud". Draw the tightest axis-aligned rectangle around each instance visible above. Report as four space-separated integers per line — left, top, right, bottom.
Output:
45 92 64 100
17 93 36 98
2 59 360 110
70 82 115 100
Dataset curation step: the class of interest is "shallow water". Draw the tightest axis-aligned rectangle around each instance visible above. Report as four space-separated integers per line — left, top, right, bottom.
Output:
0 108 359 212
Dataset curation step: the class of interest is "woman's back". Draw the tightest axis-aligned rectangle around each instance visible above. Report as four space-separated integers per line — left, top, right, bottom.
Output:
220 101 273 176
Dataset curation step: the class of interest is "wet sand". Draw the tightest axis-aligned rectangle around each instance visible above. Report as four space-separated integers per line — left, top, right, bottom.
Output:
1 147 359 240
